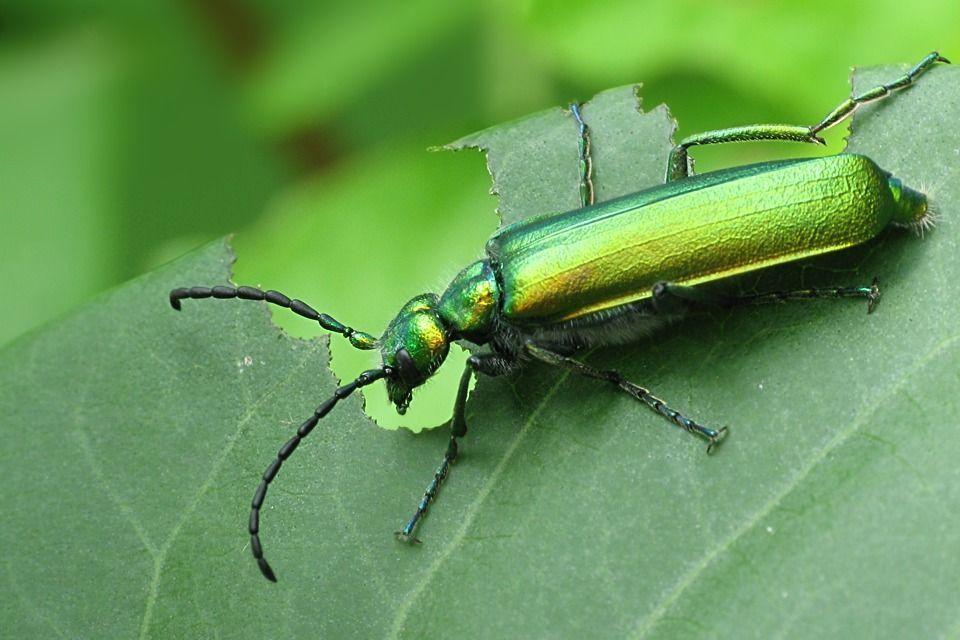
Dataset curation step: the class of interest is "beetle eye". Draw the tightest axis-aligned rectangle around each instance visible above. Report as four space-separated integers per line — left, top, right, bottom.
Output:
395 348 421 385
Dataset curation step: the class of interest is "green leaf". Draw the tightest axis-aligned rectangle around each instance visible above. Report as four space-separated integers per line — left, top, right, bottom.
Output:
444 85 675 224
2 64 958 639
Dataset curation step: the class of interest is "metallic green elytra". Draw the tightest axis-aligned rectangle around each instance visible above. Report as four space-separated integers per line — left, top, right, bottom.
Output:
168 52 947 582
489 154 928 323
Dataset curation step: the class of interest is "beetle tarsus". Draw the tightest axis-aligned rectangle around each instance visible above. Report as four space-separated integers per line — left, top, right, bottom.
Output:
867 277 881 314
394 531 423 545
706 426 729 455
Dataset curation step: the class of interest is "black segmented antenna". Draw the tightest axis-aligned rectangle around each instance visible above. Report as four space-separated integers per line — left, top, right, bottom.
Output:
169 285 378 350
250 367 391 582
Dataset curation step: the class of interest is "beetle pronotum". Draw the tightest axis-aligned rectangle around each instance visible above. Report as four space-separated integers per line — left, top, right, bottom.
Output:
171 52 947 581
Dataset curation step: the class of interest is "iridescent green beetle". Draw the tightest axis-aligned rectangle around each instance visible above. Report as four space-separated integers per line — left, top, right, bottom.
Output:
170 52 946 582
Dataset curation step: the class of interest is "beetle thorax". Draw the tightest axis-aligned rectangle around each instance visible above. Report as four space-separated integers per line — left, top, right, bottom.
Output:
437 260 500 342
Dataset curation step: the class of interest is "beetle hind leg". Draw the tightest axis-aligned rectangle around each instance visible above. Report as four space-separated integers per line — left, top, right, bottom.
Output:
731 277 882 314
809 51 950 136
665 51 949 181
653 278 881 314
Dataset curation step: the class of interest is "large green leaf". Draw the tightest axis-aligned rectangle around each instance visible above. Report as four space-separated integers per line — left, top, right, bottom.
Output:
1 64 958 639
444 84 675 225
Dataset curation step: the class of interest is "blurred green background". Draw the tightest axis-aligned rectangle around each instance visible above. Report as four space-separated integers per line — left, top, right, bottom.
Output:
3 0 958 428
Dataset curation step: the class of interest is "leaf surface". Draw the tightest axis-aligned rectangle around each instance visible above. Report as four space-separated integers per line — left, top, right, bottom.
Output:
1 65 958 639
445 85 675 225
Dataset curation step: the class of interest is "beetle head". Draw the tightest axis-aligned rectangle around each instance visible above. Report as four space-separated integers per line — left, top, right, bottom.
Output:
380 294 450 414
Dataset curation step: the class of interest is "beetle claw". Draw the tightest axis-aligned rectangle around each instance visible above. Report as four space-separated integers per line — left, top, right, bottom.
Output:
395 531 422 545
867 277 881 314
706 426 729 455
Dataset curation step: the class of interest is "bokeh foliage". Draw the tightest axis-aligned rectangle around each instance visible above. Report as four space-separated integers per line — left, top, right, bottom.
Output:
3 0 960 428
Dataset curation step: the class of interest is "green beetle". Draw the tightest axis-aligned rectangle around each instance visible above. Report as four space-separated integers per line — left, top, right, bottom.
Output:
170 52 946 582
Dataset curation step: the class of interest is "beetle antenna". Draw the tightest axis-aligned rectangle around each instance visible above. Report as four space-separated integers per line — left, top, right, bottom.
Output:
249 366 391 582
169 285 378 350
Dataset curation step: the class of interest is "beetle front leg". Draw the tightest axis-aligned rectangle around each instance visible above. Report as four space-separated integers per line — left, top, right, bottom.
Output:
395 352 516 543
524 342 728 454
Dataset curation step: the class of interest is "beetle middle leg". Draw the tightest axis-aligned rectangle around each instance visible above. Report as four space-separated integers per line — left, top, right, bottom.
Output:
524 342 727 454
665 51 949 181
396 352 517 543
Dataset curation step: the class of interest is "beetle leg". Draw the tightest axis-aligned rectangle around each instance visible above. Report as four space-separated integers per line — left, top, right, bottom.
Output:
395 352 516 543
525 342 728 454
667 124 823 181
666 51 949 181
652 279 881 314
651 281 721 314
810 51 949 135
569 102 595 207
729 277 882 314
467 352 521 377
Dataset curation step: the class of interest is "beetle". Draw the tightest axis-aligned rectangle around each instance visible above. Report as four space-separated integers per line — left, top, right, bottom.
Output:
170 52 946 582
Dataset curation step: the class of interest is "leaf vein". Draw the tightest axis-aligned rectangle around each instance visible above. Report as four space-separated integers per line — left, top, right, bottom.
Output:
630 332 960 639
137 348 314 640
73 429 158 557
1 556 69 639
